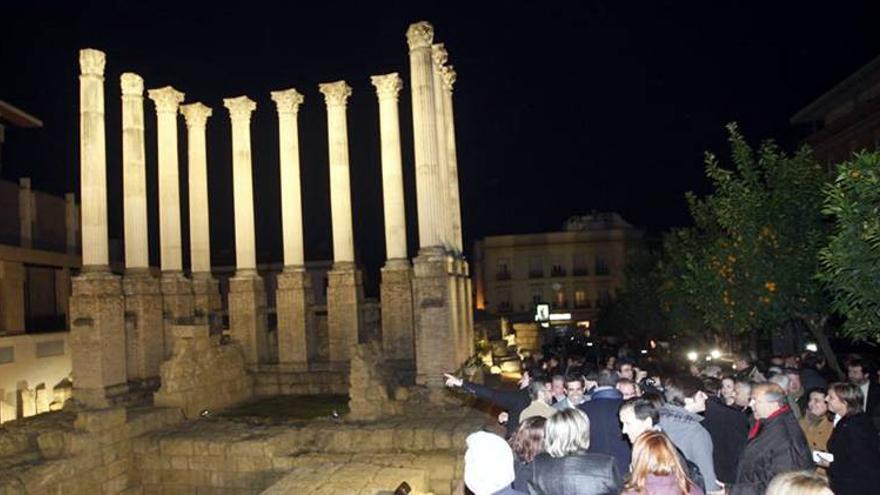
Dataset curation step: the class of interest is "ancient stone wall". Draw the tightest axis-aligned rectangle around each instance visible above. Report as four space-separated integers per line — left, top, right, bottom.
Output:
153 324 253 419
253 368 348 396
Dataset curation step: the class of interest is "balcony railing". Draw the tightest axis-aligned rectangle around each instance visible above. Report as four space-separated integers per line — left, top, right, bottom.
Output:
496 272 511 281
528 270 543 279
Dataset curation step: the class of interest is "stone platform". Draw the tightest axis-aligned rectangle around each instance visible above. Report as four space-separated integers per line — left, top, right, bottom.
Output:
0 396 493 495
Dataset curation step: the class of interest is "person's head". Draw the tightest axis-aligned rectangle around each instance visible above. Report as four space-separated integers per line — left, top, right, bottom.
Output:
509 416 546 464
551 375 565 397
806 388 829 418
769 373 790 394
734 380 752 408
734 354 752 372
564 374 585 404
765 471 833 495
618 361 634 380
827 382 864 417
626 430 694 495
527 380 551 404
847 358 872 385
701 376 722 397
544 407 591 457
464 431 516 495
802 352 822 370
784 355 801 369
619 398 659 443
616 378 638 400
605 355 617 370
721 376 736 403
701 365 722 379
688 363 701 377
663 375 706 412
770 355 785 367
596 369 619 388
750 383 786 420
783 369 802 395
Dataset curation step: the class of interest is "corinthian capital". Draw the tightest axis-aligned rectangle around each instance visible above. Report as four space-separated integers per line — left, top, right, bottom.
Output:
406 21 434 50
441 65 457 92
370 73 403 100
79 48 106 76
180 102 213 127
319 81 352 108
270 88 304 114
223 96 257 122
431 43 448 70
148 86 185 113
120 73 143 96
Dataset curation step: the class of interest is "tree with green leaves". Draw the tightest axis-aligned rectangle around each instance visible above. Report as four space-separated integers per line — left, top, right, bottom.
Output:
667 124 841 375
819 151 880 343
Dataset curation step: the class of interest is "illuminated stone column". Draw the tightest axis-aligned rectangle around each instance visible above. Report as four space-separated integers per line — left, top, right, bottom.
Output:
407 22 460 390
180 102 221 329
432 44 451 250
78 48 110 269
70 48 128 407
406 21 444 251
223 96 267 365
121 73 149 271
439 64 473 363
148 85 193 359
319 81 362 366
441 65 464 254
371 72 414 363
121 72 163 389
271 88 313 369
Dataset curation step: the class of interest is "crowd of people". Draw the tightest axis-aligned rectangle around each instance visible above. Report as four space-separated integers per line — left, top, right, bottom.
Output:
446 349 880 495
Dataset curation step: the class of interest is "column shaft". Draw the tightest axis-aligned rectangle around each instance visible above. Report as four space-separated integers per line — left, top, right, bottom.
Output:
441 66 464 253
79 49 110 268
121 73 149 270
371 73 408 260
319 81 355 263
224 97 258 273
432 44 451 250
271 89 306 267
406 22 444 250
148 86 185 272
180 103 213 274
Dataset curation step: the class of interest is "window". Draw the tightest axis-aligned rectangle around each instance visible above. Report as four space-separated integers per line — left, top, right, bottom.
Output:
25 264 65 332
550 259 566 277
497 289 512 313
598 288 612 306
595 256 610 276
530 286 544 306
575 289 589 308
528 256 543 278
553 290 567 309
36 340 65 358
573 254 588 276
0 347 13 364
496 259 511 280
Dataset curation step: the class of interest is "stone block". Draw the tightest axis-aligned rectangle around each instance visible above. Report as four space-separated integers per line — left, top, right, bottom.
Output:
326 264 363 364
276 269 314 367
69 272 129 407
228 275 268 365
123 272 164 385
160 272 195 360
75 407 127 432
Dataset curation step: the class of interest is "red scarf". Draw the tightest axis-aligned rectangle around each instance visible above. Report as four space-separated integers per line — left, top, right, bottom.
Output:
748 405 790 440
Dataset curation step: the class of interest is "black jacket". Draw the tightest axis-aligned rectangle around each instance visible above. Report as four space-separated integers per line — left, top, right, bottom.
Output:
577 388 631 475
527 452 622 495
729 407 813 495
461 381 530 437
866 381 880 430
700 397 749 483
827 413 880 495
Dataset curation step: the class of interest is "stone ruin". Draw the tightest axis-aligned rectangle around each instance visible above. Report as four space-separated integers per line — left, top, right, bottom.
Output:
0 20 492 495
152 324 252 419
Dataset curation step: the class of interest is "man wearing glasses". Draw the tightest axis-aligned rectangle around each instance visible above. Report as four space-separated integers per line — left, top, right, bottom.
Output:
726 383 813 495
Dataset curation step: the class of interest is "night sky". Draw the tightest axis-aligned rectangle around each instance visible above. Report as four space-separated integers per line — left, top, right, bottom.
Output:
2 2 879 295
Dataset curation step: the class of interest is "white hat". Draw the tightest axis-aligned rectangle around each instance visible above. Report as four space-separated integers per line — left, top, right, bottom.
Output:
464 431 516 495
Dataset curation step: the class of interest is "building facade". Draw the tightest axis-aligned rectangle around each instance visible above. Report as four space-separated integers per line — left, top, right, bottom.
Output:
791 54 880 167
472 213 642 326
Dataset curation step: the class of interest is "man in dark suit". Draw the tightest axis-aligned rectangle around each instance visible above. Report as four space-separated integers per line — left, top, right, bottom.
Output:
847 357 880 429
578 369 631 475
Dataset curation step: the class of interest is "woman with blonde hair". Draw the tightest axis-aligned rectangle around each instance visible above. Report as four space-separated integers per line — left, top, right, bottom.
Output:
765 471 832 495
622 430 703 495
528 408 621 494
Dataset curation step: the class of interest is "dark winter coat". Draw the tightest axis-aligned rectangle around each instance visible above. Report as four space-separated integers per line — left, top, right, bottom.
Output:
827 413 880 495
728 407 813 495
700 397 749 483
527 452 622 495
461 381 530 438
577 387 632 475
